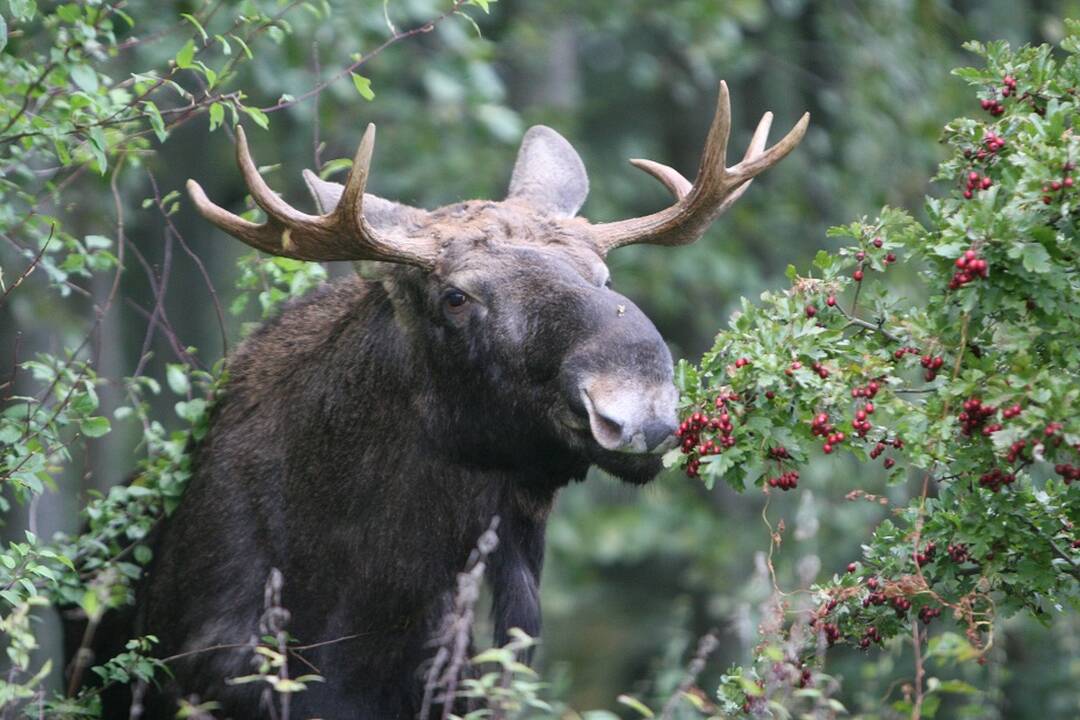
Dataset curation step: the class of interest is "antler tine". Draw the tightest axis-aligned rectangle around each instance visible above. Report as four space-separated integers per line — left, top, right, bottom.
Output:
592 81 809 253
628 159 693 200
186 125 438 268
628 107 774 203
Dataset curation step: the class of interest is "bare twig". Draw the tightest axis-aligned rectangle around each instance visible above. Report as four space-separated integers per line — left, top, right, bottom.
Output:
259 0 473 115
832 299 902 343
658 632 719 720
420 516 500 720
0 224 54 308
147 171 229 357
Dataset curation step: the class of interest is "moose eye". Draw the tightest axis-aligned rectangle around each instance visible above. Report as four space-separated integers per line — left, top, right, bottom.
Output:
443 289 469 311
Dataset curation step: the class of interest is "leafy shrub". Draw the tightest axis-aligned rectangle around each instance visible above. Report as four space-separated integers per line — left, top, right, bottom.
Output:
669 32 1080 718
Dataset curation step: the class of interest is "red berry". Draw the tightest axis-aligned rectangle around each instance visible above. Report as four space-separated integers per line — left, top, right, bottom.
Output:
853 269 864 281
847 562 857 573
826 295 836 307
805 304 817 318
872 237 883 248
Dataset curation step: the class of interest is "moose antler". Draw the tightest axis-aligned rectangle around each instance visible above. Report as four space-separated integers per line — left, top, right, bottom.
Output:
186 124 439 268
592 81 809 253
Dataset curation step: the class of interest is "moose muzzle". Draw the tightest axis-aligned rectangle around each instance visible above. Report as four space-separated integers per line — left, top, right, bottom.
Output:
580 376 678 453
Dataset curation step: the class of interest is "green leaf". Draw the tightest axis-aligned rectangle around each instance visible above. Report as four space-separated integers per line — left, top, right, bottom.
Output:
241 105 269 130
55 3 80 23
8 0 36 22
80 417 111 438
175 399 207 423
180 13 207 41
87 126 108 174
80 589 100 619
144 101 167 143
0 14 7 54
351 73 375 101
616 695 654 718
208 102 225 132
69 65 98 94
175 40 196 70
166 365 190 395
1020 243 1051 273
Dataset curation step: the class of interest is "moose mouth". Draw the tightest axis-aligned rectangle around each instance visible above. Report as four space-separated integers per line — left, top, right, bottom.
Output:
558 401 674 485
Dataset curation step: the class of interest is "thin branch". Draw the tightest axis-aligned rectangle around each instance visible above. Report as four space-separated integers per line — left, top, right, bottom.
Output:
0 224 54 308
147 171 229 357
658 632 720 720
832 299 902 343
259 0 472 115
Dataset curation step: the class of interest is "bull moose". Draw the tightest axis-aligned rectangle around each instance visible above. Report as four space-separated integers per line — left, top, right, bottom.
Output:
120 81 807 717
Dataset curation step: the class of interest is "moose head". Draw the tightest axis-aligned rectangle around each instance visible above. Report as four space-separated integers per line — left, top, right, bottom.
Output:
186 81 808 488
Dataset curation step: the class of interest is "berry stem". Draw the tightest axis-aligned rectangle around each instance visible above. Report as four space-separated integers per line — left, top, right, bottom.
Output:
833 300 903 343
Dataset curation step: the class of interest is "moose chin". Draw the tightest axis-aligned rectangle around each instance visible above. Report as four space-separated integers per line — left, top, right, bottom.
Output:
90 81 806 718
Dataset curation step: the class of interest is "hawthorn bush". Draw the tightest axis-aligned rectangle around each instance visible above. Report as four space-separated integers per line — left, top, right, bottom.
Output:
668 34 1080 717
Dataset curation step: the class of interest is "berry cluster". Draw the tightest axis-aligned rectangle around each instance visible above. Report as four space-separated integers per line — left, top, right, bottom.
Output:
958 396 996 436
677 396 744 477
815 620 840 646
892 595 912 615
979 74 1016 116
852 402 874 438
1040 163 1075 204
947 543 970 563
850 380 880 399
734 356 751 369
1005 438 1027 463
1054 463 1078 484
913 541 936 567
979 467 1016 492
892 345 921 360
949 249 989 289
810 361 830 379
962 170 993 199
918 605 943 624
920 354 945 381
979 131 1007 158
767 470 800 491
860 576 888 609
811 412 845 454
1001 403 1023 420
858 625 881 649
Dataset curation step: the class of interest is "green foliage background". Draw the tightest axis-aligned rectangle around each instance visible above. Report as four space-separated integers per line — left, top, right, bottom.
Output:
1 0 1078 717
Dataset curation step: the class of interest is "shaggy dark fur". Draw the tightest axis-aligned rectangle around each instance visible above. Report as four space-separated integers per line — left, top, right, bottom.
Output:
117 197 675 718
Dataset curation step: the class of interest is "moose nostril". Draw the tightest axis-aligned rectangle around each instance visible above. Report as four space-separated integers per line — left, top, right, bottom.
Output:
643 418 677 452
580 390 628 451
593 412 625 448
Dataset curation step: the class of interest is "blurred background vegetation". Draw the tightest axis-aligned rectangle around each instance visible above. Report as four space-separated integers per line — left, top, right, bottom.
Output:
2 0 1078 716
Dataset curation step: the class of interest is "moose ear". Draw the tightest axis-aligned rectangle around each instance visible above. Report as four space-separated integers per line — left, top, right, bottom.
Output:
301 169 422 229
507 125 589 217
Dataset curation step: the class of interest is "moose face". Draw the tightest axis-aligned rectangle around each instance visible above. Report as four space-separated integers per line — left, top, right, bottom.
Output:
386 198 680 483
186 82 808 484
